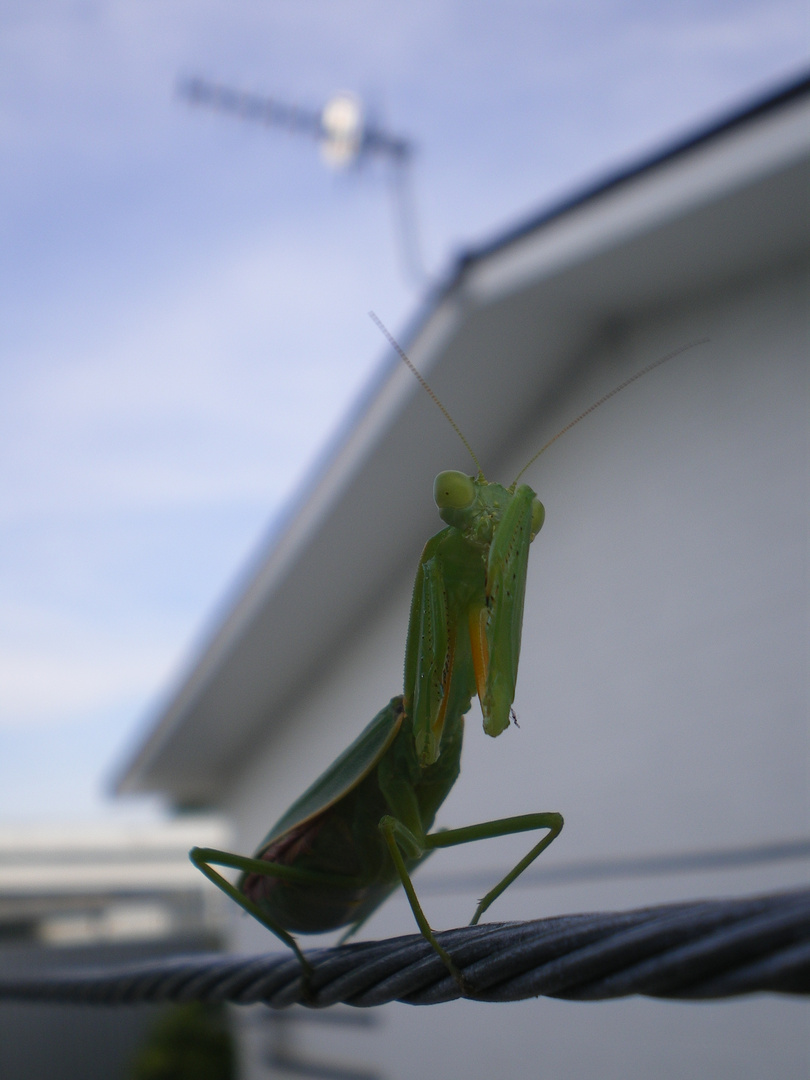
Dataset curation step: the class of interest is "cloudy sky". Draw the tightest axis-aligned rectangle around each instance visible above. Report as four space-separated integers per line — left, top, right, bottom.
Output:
1 1 807 823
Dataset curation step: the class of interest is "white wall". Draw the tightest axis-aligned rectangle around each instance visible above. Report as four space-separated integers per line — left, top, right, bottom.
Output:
222 262 808 1079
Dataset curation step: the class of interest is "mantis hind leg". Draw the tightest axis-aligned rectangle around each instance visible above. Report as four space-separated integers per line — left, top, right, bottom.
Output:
190 846 313 975
378 811 563 993
190 846 364 980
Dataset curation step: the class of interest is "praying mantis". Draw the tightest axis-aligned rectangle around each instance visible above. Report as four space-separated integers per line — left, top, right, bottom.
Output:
191 320 703 992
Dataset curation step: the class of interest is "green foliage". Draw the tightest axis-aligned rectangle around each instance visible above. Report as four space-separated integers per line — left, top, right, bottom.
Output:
129 1002 234 1080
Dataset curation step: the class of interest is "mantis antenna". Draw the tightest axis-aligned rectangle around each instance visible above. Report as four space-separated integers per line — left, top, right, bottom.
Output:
370 311 484 476
511 338 710 486
371 311 708 487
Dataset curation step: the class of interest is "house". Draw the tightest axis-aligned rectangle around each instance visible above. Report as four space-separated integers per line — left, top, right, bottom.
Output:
0 817 228 1079
116 73 810 1080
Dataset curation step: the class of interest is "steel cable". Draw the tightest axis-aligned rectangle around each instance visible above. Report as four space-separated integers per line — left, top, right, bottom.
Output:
1 889 808 1009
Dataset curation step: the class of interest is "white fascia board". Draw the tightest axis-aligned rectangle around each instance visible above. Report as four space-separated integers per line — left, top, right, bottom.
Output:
0 863 207 896
464 93 810 307
0 819 229 895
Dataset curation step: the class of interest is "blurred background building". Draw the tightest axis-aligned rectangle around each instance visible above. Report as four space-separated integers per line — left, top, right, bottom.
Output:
115 76 810 1079
0 817 227 1079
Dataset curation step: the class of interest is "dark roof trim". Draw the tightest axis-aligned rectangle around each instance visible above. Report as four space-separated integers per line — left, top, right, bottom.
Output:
451 68 810 280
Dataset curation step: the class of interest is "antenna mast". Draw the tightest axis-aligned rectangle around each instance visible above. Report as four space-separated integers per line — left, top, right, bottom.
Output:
178 77 426 286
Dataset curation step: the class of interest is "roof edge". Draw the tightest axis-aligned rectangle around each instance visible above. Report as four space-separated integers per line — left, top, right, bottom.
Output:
449 68 810 281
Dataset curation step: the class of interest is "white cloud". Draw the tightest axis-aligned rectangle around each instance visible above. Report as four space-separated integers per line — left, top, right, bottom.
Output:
0 226 390 519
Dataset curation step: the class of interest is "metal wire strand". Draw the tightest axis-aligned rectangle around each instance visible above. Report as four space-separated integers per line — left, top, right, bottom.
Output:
1 889 808 1010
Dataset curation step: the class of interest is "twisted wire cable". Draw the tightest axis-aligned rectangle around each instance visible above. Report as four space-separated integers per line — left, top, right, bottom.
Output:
1 889 808 1009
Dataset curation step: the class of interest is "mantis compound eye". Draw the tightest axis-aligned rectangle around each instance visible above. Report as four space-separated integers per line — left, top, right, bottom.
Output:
433 470 475 511
530 497 545 539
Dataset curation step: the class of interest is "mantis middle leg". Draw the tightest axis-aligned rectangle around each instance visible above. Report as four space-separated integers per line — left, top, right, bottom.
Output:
379 811 563 990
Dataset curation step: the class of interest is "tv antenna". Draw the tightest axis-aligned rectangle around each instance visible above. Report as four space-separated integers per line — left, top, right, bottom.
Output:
178 77 426 287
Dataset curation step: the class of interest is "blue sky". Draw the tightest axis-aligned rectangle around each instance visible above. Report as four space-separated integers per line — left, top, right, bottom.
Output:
1 1 807 822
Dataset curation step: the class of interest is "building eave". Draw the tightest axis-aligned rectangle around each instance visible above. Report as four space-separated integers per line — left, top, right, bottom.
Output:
114 72 810 806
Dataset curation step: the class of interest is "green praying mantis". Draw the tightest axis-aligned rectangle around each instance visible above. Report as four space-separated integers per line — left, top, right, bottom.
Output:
191 320 704 992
